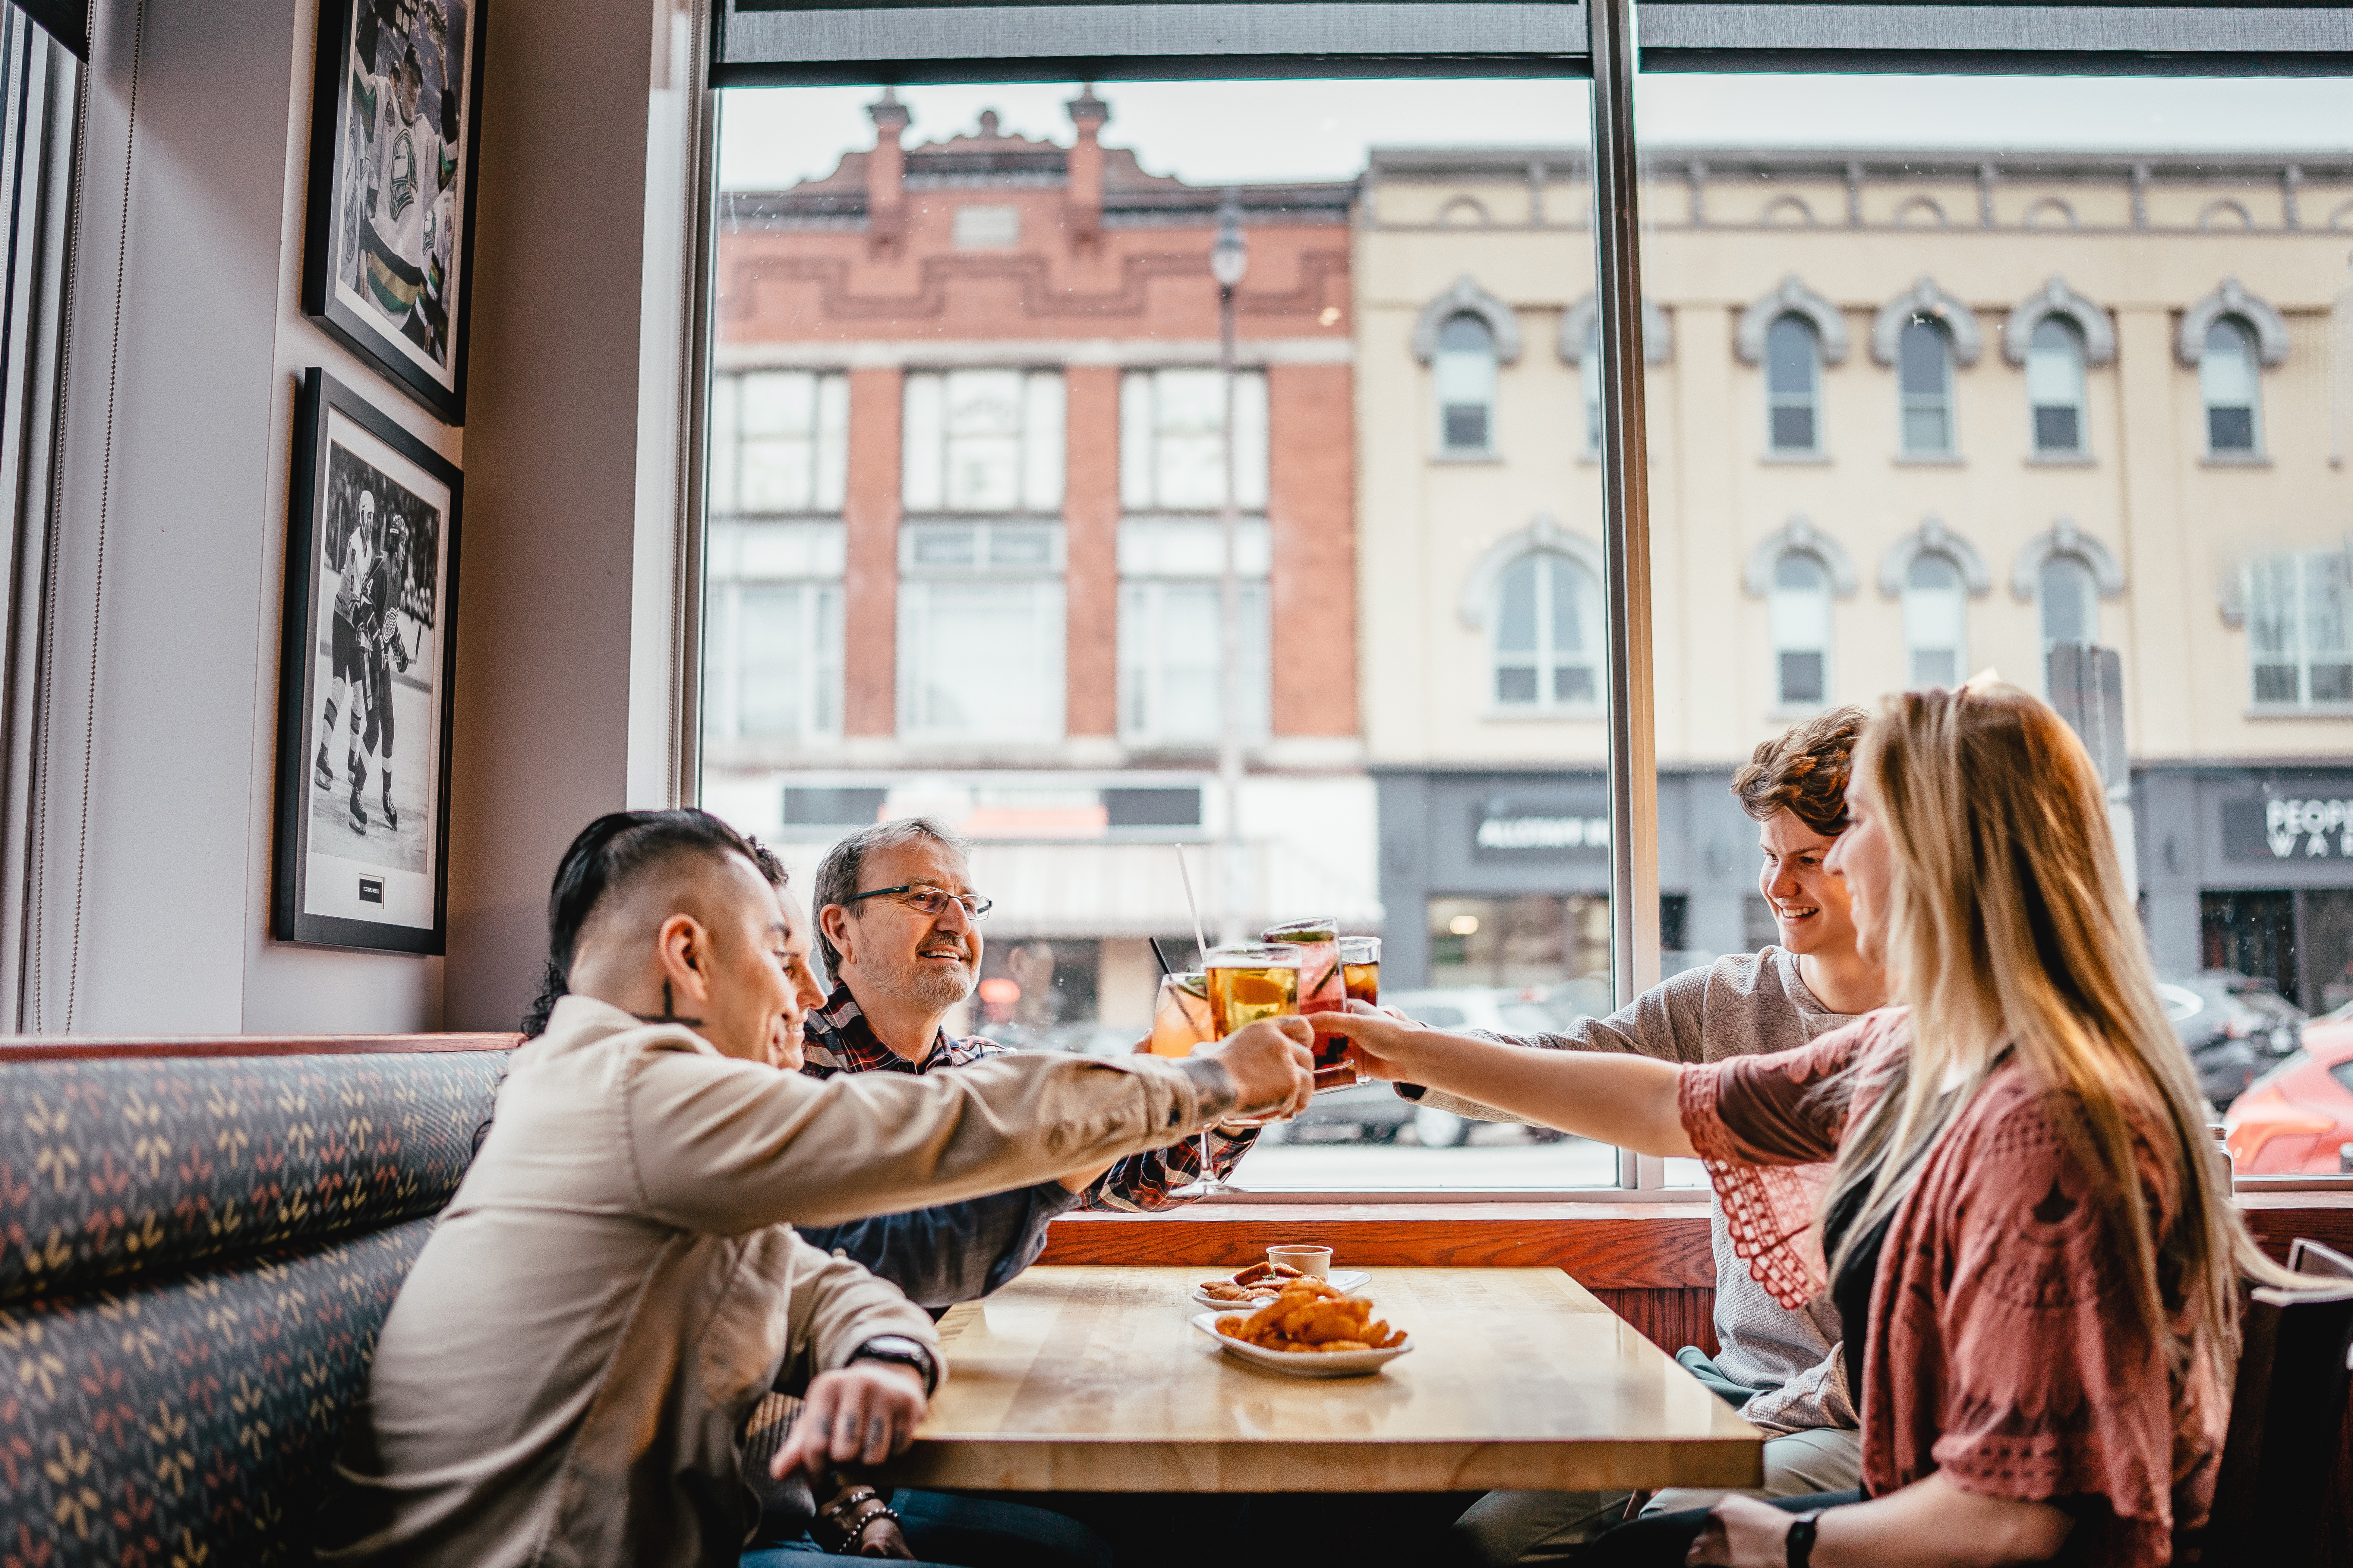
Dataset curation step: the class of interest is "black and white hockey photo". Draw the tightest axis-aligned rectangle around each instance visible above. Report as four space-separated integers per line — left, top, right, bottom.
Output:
310 440 438 875
275 370 461 954
302 0 483 421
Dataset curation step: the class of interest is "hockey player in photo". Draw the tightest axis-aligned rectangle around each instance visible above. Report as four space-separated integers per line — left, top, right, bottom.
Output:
350 32 456 359
355 510 416 834
316 490 378 830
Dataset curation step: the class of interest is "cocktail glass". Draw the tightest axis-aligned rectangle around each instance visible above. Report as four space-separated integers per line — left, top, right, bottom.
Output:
1149 972 1214 1058
1340 936 1381 1007
1180 943 1303 1195
1263 916 1353 1089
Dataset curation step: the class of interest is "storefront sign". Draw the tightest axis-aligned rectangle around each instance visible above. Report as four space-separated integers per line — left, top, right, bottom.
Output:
1473 813 1611 858
2222 798 2353 862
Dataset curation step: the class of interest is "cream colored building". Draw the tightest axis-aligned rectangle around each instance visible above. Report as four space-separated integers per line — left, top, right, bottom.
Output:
1356 147 2353 1005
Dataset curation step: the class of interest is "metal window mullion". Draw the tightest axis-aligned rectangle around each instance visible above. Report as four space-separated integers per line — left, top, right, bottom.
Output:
1589 0 1659 1014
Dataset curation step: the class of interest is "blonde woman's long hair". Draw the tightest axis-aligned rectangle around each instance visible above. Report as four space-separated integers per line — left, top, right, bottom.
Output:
1823 683 2287 1378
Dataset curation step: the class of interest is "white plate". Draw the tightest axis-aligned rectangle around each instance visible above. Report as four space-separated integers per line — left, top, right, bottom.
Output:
1187 1269 1371 1312
1190 1311 1413 1377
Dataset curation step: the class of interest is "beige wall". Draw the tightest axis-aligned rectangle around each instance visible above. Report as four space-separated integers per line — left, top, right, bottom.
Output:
1358 160 2353 773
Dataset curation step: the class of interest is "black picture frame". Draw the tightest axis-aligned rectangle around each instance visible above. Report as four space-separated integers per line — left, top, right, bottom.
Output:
274 369 463 954
300 0 486 425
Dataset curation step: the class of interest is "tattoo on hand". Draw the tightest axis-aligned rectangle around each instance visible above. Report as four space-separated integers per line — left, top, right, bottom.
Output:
1176 1057 1237 1120
866 1415 887 1450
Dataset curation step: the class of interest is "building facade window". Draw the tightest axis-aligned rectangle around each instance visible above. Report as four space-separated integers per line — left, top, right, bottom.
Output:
2201 317 2263 455
1770 552 1832 706
898 521 1067 741
902 369 1066 512
1764 315 1820 454
2248 551 2353 708
1493 551 1602 710
708 370 849 515
1434 313 1499 453
1120 367 1268 510
1897 318 1955 455
703 522 845 747
1902 553 1968 689
1117 518 1271 744
2039 553 2101 649
2025 318 2087 455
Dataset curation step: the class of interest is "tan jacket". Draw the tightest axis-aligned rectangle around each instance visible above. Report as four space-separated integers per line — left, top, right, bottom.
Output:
319 996 1224 1567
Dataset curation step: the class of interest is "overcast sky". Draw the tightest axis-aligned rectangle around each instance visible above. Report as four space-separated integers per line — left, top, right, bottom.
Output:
719 76 2353 192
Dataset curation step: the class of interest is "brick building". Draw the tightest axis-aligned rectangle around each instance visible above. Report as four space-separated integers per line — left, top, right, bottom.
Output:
703 89 1373 1034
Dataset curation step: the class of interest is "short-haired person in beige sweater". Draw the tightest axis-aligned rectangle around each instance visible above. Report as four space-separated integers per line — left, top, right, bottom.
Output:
318 810 1316 1568
1423 711 1892 1564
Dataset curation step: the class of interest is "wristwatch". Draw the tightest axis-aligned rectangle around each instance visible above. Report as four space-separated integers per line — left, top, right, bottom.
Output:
849 1335 939 1398
1785 1508 1824 1568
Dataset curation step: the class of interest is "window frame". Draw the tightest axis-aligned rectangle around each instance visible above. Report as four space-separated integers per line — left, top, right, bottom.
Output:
2024 317 2088 458
2199 315 2265 459
1768 550 1835 709
1762 313 1822 456
1433 309 1501 456
693 0 2353 1202
1901 552 1969 691
1491 549 1606 715
2246 550 2353 713
1895 316 1956 457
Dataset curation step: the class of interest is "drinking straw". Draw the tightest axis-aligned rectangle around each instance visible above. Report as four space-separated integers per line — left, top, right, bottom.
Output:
1147 937 1174 979
1173 843 1209 963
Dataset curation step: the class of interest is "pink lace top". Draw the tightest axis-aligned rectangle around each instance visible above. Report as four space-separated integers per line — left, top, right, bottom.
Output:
1677 1009 2225 1568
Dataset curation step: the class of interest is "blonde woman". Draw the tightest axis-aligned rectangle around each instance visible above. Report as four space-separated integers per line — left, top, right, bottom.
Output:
1323 684 2285 1568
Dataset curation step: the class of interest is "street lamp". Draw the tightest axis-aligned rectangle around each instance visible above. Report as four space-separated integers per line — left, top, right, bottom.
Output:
1212 192 1248 944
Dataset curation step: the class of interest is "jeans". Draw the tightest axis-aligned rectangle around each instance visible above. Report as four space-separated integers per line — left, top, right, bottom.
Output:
1576 1490 1864 1567
742 1489 1113 1568
1448 1349 1862 1565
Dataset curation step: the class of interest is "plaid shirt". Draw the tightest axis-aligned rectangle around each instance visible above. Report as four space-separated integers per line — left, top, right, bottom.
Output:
799 982 1257 1212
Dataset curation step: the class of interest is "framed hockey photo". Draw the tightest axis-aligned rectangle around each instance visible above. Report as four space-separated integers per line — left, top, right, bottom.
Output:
300 0 484 424
274 370 462 953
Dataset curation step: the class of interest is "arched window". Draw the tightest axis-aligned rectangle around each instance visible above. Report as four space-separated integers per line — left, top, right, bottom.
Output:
1435 313 1497 453
1765 315 1820 454
1898 318 1954 455
1494 552 1601 709
2201 317 2261 455
2040 553 2100 649
1770 553 1832 706
1902 553 1967 689
2025 318 2087 456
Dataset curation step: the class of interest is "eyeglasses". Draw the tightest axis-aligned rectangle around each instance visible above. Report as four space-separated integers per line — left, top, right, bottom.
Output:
840 884 995 921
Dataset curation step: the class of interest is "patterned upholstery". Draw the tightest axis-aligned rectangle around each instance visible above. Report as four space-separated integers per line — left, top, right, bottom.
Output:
0 1049 509 1566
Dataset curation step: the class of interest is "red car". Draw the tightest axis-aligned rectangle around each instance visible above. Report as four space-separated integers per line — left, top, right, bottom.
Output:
2224 1012 2353 1175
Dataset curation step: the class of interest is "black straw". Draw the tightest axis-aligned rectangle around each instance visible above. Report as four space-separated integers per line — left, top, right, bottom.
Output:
1147 938 1175 979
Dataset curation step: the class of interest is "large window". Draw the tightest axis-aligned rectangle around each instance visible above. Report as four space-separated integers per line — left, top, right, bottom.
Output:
2025 319 2087 457
903 369 1066 514
898 522 1066 742
1770 553 1832 707
1896 318 1955 456
2201 318 2263 456
702 11 2353 1193
1764 315 1821 454
2248 552 2353 709
1493 552 1602 712
1122 367 1268 511
706 523 844 745
1902 553 1967 690
1117 518 1271 744
1434 313 1499 454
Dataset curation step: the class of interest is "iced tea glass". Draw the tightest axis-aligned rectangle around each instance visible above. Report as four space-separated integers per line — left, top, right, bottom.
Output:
1149 972 1214 1058
1340 937 1380 1006
1263 916 1353 1089
1204 943 1302 1037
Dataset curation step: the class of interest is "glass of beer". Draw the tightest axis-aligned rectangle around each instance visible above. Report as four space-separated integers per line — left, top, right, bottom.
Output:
1340 937 1381 1007
1203 943 1301 1037
1149 972 1215 1058
1262 917 1353 1089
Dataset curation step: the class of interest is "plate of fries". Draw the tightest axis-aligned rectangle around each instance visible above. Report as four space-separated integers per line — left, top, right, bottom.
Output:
1190 1260 1372 1312
1192 1277 1413 1377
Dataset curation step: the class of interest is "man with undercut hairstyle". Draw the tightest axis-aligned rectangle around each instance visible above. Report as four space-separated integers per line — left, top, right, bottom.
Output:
321 809 1315 1568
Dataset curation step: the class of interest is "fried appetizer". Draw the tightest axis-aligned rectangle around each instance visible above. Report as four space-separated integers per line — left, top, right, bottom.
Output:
1212 1278 1407 1353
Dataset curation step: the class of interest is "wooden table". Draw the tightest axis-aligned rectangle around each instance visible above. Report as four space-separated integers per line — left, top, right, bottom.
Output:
883 1265 1763 1493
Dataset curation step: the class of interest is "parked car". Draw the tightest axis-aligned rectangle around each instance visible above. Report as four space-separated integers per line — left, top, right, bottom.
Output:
2223 1013 2353 1175
1267 987 1573 1148
2160 971 2307 1108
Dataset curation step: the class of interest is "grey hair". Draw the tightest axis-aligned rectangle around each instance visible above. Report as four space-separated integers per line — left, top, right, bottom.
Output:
810 815 971 974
